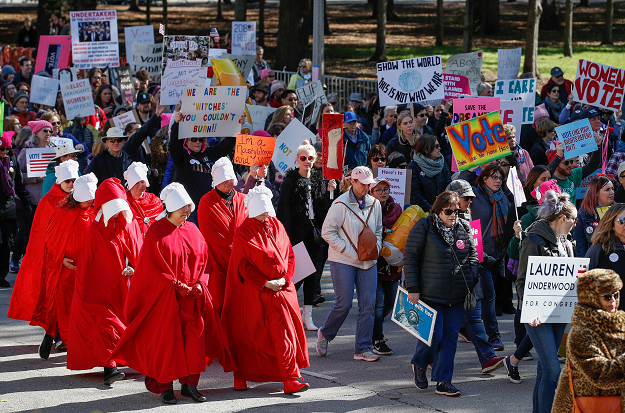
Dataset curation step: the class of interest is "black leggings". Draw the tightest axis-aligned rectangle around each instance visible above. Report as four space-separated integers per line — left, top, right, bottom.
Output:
0 218 17 280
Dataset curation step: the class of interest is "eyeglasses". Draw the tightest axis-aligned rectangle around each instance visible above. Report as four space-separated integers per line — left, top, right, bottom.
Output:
371 157 386 162
42 129 52 134
488 175 503 181
188 138 205 143
601 291 620 301
299 155 315 162
105 137 127 143
417 113 427 118
616 217 625 225
373 187 390 194
443 208 460 216
434 143 441 149
0 147 10 151
499 162 510 167
563 159 575 166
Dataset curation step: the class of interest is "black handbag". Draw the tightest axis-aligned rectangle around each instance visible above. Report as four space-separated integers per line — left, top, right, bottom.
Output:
311 220 328 246
452 246 477 311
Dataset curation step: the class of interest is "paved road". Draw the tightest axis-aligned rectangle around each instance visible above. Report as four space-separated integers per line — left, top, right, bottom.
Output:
0 267 537 413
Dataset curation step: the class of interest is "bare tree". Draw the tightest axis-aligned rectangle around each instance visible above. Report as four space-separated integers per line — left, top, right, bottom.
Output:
275 0 312 70
259 0 265 46
146 0 151 25
129 0 140 12
436 0 443 46
217 0 223 20
235 0 247 22
563 0 573 57
602 0 614 44
523 0 543 76
462 0 474 53
370 0 387 61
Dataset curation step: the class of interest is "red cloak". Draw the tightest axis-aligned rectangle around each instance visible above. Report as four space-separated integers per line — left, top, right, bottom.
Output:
29 203 95 343
197 190 246 315
8 183 69 322
126 191 163 236
67 214 143 371
111 219 235 383
221 216 310 383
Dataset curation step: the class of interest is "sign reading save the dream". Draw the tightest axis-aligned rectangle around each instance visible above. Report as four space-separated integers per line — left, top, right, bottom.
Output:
520 256 589 324
376 55 444 106
179 86 246 138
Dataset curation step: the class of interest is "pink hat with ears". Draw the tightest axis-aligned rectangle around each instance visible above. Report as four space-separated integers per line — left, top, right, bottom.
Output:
534 104 549 122
0 131 15 147
531 179 561 205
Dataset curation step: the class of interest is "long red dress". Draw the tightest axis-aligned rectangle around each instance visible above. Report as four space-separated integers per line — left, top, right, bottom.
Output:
29 203 95 343
126 191 163 236
67 214 143 370
197 189 246 315
222 216 310 383
8 183 69 322
111 218 235 385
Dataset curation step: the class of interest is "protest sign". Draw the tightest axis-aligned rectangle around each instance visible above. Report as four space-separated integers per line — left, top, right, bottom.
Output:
576 169 600 200
131 43 163 77
221 53 255 80
470 219 484 262
392 287 437 346
124 25 154 62
35 36 72 75
572 59 625 111
0 103 3 137
61 79 95 120
53 67 78 83
273 118 315 181
30 76 60 107
452 97 500 124
292 242 317 284
322 113 345 180
446 111 511 171
161 66 207 105
376 55 444 106
497 48 522 80
179 86 246 138
445 50 483 95
556 119 597 159
247 105 276 133
162 36 209 76
443 74 471 99
231 21 256 55
494 79 537 124
112 111 139 130
296 80 328 124
302 100 316 129
25 148 56 178
520 256 589 323
507 166 527 208
51 137 73 147
378 167 411 206
70 10 120 69
233 133 277 166
115 66 135 106
499 99 524 136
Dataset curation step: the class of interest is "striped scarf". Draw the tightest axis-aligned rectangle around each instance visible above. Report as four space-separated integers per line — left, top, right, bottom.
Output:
482 184 508 241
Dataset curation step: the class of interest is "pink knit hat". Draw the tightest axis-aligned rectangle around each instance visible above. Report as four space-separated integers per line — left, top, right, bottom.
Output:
259 69 272 80
0 131 15 147
534 104 549 122
270 80 284 95
27 120 53 135
531 179 561 205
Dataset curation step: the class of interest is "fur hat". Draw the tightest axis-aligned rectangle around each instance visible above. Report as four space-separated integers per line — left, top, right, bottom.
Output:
577 269 623 310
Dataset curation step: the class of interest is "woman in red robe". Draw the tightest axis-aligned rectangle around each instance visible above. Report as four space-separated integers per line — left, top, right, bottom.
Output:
30 173 98 359
124 162 163 236
8 160 80 355
198 157 246 315
67 177 143 386
112 182 235 404
222 185 310 394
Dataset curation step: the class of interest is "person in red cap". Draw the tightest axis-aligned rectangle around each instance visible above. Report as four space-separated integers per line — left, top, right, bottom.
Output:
124 162 163 236
112 183 235 404
197 156 246 316
67 177 143 385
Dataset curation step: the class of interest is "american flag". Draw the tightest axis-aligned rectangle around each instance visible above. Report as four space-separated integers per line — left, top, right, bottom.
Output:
159 23 165 36
25 148 56 178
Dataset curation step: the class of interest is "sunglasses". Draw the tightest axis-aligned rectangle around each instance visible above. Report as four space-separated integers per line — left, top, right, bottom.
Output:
499 162 510 167
620 174 625 179
42 129 52 134
551 89 560 93
387 114 398 118
616 217 625 225
286 98 298 102
563 159 575 166
443 208 460 216
0 147 10 151
601 291 620 301
488 175 503 182
105 137 127 143
299 155 315 162
371 157 386 162
299 65 307 68
50 121 60 126
464 196 474 202
417 113 427 117
188 138 205 143
373 187 390 194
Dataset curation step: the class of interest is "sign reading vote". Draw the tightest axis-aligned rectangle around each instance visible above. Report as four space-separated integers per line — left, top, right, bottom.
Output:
494 78 537 124
233 133 276 166
573 59 625 112
25 148 57 178
446 111 511 171
520 256 589 323
376 55 444 106
556 118 597 159
179 86 247 138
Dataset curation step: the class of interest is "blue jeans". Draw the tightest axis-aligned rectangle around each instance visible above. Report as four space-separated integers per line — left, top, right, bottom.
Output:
463 299 496 365
373 280 399 342
479 266 501 342
525 322 566 413
411 302 464 383
320 261 377 354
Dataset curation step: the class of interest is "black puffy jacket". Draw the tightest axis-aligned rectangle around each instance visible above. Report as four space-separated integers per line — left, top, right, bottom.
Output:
407 159 451 212
404 215 479 307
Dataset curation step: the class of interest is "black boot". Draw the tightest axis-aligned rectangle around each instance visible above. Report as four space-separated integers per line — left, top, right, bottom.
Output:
181 383 206 402
38 334 54 360
103 367 125 385
161 389 177 404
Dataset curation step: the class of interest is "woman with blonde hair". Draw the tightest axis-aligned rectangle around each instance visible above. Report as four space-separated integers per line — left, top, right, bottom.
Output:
387 107 434 161
288 58 312 89
268 106 293 131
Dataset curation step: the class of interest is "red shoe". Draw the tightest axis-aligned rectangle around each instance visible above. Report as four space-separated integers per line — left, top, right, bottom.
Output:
283 380 310 394
234 379 248 391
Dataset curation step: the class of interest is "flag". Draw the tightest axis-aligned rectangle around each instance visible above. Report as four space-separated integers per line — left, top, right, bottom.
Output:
506 166 526 208
159 24 165 36
25 148 56 178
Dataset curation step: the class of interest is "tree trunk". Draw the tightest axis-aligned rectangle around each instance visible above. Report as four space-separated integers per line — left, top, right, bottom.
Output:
217 0 223 20
462 0 474 53
36 0 56 37
485 0 499 35
324 0 331 34
602 0 614 44
258 0 265 46
146 0 151 25
276 0 312 71
388 0 400 21
436 0 443 46
235 0 247 21
128 0 140 12
162 0 167 27
370 0 387 61
523 0 542 76
563 0 573 56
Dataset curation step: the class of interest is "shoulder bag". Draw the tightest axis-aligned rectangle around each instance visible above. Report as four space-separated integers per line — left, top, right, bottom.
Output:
451 240 476 311
568 361 621 413
337 201 379 261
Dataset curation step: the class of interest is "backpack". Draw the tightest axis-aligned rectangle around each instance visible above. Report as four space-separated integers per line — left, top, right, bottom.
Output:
337 201 379 261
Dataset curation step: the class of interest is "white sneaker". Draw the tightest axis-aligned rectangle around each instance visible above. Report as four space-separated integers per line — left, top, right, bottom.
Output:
316 329 328 356
354 351 380 362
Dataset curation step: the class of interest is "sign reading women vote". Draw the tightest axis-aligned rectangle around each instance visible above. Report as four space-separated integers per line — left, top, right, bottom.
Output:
446 50 483 95
179 86 246 138
61 79 95 119
494 78 537 124
520 256 589 323
322 113 345 180
452 97 500 124
272 118 315 182
234 133 276 166
446 111 511 171
376 55 444 106
555 119 597 159
70 10 120 69
30 76 60 107
35 35 72 75
573 59 625 111
392 287 437 346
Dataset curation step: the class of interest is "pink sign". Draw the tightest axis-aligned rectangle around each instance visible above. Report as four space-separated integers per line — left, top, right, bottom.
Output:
35 36 72 75
444 74 471 99
452 97 500 124
470 219 484 262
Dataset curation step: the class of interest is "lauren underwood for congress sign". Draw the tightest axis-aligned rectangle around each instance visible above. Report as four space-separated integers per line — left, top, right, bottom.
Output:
573 59 625 112
376 56 444 106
